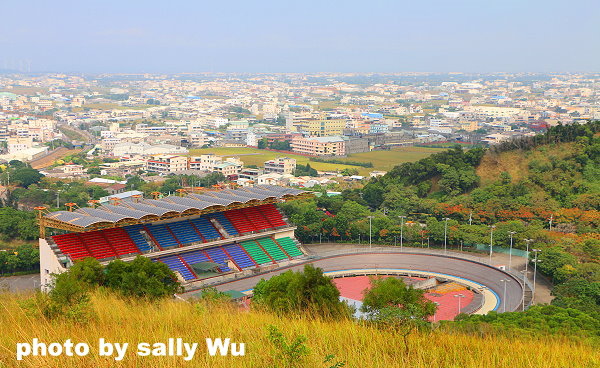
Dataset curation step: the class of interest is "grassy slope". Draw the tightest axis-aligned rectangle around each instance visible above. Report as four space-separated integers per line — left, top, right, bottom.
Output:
0 292 597 368
476 142 579 186
189 147 443 175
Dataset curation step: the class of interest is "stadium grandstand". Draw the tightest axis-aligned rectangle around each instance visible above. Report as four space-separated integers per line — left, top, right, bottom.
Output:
38 185 312 288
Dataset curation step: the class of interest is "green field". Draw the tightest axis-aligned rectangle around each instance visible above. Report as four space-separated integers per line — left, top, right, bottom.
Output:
189 146 444 175
336 146 446 172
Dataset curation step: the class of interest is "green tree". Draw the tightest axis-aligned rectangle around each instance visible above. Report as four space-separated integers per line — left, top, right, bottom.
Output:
104 256 182 299
11 167 44 187
253 264 352 319
361 277 436 355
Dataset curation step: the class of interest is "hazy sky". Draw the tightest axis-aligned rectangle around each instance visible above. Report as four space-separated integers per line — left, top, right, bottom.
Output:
1 0 599 73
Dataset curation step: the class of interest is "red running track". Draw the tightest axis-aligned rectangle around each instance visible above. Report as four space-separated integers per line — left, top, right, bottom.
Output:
333 276 474 321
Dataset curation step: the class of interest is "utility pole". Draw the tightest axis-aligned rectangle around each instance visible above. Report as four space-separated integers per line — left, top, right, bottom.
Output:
468 211 472 226
508 231 516 270
549 215 553 231
399 215 406 252
443 217 450 255
368 216 374 250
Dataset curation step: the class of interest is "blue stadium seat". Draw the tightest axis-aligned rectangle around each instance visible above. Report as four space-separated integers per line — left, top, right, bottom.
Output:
123 224 153 252
166 221 203 245
222 243 255 269
179 249 210 266
210 213 238 236
204 247 231 272
147 224 179 248
190 217 222 241
156 255 195 280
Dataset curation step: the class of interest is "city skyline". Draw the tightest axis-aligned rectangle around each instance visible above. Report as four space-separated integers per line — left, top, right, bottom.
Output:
2 0 599 73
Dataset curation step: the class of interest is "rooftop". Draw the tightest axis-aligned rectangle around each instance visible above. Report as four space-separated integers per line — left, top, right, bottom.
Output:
41 185 308 232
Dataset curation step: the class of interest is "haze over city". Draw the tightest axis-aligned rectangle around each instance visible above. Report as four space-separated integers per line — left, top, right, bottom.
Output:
2 0 599 73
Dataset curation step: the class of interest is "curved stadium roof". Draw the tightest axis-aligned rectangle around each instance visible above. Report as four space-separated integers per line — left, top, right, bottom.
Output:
43 185 307 230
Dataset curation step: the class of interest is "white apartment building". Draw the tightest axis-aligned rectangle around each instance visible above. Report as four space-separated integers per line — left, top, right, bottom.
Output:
189 154 222 171
213 161 242 177
188 132 208 147
264 157 297 175
145 155 189 174
101 137 122 152
7 137 33 153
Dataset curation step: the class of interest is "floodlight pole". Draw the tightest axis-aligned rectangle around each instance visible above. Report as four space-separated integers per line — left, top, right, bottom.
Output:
520 269 528 312
508 231 516 270
454 294 465 315
524 239 533 274
532 249 541 305
489 225 496 265
500 279 508 312
399 215 406 252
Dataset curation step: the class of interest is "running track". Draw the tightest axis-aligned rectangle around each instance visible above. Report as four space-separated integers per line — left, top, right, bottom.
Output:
207 252 524 312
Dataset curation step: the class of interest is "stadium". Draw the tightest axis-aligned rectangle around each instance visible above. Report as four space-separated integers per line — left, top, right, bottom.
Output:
38 184 528 320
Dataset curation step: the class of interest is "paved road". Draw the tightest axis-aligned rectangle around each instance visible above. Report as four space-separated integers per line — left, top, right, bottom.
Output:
209 251 524 312
0 274 39 292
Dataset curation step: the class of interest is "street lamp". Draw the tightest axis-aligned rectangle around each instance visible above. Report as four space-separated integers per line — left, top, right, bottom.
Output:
500 279 509 312
508 231 516 270
443 218 450 255
367 216 375 250
531 249 541 304
489 225 496 265
523 239 533 274
398 215 406 252
520 269 528 312
454 294 465 315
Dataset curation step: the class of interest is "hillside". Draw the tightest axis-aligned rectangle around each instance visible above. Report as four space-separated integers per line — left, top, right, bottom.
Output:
0 292 596 368
476 141 582 186
281 122 599 319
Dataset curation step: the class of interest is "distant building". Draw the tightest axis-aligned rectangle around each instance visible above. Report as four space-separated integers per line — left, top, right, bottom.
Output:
189 154 222 171
42 164 86 178
264 157 297 175
291 136 345 156
146 155 188 174
213 161 242 177
343 137 369 154
112 143 188 157
238 168 261 181
7 137 32 153
99 190 143 204
288 113 347 137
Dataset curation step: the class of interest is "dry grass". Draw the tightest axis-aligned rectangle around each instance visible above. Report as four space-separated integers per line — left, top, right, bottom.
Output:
476 142 579 186
0 291 597 368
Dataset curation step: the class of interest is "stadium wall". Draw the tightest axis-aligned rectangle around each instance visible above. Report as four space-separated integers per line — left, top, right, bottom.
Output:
39 238 67 290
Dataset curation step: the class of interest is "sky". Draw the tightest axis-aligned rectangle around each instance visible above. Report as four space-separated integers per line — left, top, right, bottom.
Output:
1 0 599 73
